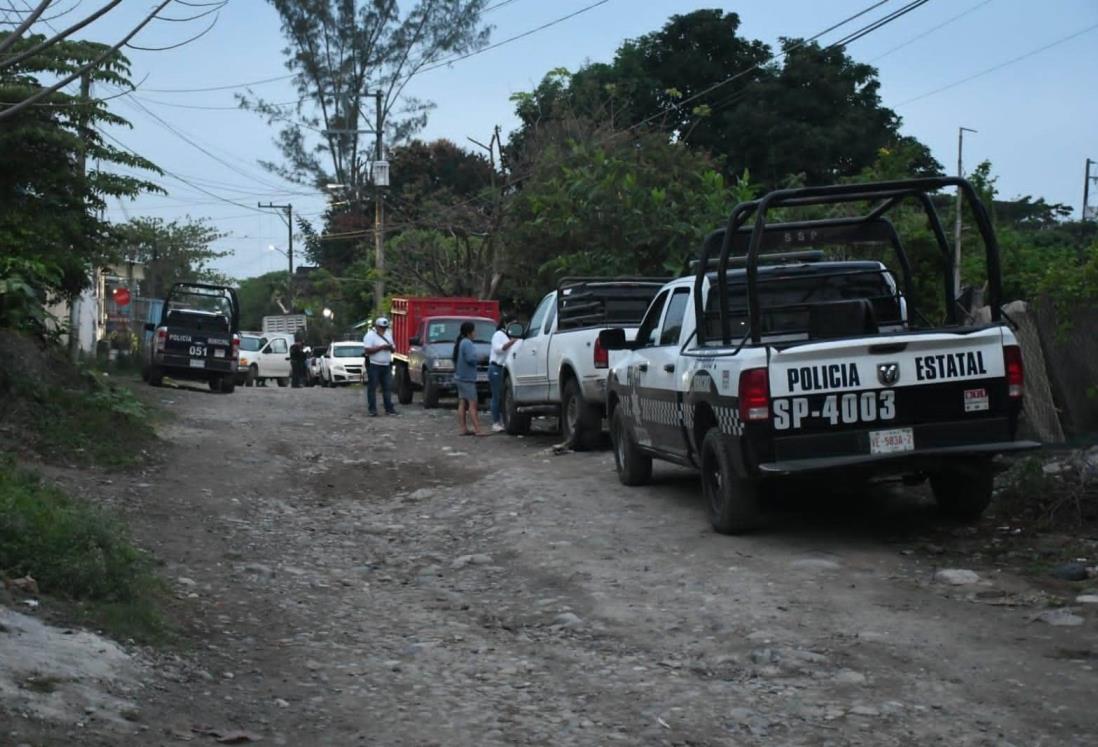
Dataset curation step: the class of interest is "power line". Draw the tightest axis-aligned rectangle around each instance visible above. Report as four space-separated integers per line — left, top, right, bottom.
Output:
869 0 994 62
896 20 1098 106
419 0 611 74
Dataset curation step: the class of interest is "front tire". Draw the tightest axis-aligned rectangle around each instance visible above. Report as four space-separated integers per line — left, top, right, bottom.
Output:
701 428 762 534
930 460 994 521
610 406 651 486
422 370 440 409
502 375 531 435
397 364 414 405
561 378 601 449
277 377 289 388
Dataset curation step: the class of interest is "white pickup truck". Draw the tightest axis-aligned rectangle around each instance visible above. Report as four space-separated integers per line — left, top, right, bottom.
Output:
602 177 1040 534
500 278 665 446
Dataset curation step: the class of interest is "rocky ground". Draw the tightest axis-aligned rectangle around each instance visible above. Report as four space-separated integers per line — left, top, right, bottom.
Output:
4 382 1098 746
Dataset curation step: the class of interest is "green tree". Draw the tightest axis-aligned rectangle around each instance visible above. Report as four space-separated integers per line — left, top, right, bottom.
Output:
0 34 160 305
509 10 911 188
112 217 229 298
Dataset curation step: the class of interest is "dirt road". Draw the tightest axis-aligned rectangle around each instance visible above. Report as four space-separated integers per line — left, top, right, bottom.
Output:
9 383 1098 745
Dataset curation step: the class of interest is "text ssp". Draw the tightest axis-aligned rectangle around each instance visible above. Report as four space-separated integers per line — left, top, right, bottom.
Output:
773 390 896 431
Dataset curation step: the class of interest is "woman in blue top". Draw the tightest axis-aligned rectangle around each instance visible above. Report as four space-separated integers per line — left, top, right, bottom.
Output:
452 321 482 436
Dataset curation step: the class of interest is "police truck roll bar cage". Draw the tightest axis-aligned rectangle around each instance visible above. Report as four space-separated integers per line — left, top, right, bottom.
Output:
693 177 1002 347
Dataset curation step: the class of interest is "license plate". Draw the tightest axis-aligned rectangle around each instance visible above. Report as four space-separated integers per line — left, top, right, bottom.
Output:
214 349 225 358
189 359 206 369
869 427 914 455
476 372 488 382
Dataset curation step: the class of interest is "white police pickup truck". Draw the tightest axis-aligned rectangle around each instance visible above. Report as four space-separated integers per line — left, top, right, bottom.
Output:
602 178 1039 534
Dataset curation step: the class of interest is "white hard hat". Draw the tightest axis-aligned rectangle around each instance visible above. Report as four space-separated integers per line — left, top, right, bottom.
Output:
375 316 390 327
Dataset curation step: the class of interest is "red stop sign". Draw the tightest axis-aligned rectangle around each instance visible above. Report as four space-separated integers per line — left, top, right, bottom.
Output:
113 287 131 307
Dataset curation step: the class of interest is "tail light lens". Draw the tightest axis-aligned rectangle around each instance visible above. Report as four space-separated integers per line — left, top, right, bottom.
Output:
593 335 608 369
155 327 167 350
231 333 240 360
739 368 770 422
1004 344 1023 398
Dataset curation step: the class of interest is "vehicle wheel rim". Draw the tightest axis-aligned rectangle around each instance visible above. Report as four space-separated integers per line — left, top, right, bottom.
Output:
566 396 578 435
702 447 722 515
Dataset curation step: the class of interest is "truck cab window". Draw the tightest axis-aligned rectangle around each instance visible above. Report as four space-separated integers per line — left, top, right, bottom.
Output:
526 295 553 339
270 339 288 354
635 291 669 348
658 289 690 346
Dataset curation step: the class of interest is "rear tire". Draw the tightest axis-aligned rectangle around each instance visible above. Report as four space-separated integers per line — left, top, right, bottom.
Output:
502 375 531 435
930 460 994 521
701 428 762 534
561 378 602 449
147 365 164 387
246 365 258 387
220 375 235 394
397 364 414 405
277 377 289 388
610 407 652 486
422 371 440 409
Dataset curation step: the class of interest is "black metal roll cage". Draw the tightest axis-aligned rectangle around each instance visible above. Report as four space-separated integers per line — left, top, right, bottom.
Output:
692 177 1002 346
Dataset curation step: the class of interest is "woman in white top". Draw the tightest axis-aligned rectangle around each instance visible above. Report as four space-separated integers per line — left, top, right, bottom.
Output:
489 319 519 432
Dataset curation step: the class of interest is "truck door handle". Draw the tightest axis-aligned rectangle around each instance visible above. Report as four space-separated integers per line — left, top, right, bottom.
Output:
663 363 675 373
637 363 648 373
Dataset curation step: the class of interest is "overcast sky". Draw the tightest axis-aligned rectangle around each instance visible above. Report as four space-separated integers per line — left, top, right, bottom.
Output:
51 0 1098 279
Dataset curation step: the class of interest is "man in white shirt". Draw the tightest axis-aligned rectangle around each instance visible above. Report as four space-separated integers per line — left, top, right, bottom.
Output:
362 317 397 416
488 319 519 431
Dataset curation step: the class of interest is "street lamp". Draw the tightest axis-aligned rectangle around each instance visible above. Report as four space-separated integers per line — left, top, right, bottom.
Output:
322 307 334 320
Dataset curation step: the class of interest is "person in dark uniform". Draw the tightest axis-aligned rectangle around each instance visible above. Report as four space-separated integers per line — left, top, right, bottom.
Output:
289 336 307 388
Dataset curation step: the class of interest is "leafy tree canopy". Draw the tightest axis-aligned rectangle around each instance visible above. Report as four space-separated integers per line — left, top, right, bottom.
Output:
112 217 229 298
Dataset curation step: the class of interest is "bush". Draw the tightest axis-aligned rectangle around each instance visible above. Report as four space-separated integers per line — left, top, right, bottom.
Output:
0 462 154 602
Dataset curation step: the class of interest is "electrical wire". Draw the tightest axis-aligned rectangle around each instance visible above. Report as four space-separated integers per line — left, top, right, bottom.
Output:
896 20 1098 106
869 0 994 62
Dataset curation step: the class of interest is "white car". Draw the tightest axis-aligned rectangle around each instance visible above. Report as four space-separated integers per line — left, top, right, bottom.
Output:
236 333 293 387
319 341 365 386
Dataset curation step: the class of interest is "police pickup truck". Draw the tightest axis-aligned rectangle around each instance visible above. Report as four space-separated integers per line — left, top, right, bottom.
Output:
601 178 1039 534
144 282 240 393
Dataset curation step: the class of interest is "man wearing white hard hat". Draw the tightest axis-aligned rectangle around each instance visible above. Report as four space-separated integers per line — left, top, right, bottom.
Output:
363 317 398 416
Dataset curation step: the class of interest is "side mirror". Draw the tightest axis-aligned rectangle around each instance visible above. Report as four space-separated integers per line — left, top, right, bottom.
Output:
144 323 155 332
409 336 421 347
598 328 631 351
507 322 526 338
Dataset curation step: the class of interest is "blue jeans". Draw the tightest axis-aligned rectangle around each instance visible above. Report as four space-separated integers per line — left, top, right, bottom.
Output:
489 363 504 424
366 363 395 414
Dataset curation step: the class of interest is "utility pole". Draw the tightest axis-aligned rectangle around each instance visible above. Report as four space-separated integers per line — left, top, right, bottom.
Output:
258 202 294 311
373 89 386 316
953 126 977 297
69 71 92 361
1085 158 1095 221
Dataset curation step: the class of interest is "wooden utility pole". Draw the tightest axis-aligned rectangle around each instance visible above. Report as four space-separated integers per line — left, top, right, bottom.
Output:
373 90 386 316
258 202 294 310
69 71 92 361
953 126 977 298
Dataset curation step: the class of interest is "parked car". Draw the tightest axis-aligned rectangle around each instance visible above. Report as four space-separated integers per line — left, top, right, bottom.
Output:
235 333 293 387
306 346 326 386
602 177 1040 534
389 297 501 407
143 282 239 393
500 277 665 447
319 341 365 386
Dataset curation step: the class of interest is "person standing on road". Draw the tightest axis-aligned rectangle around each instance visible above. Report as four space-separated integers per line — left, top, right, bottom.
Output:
489 319 519 432
363 317 398 417
289 336 307 388
453 321 482 436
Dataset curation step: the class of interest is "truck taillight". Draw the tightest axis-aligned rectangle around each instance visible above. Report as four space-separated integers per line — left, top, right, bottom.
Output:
739 368 770 422
155 327 167 350
593 335 608 369
1004 345 1024 398
231 333 240 360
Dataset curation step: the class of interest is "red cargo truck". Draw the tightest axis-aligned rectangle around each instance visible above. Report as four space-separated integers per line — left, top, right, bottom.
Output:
390 297 501 407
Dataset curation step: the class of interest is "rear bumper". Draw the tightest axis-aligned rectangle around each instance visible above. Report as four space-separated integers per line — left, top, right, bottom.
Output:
759 440 1041 476
579 375 609 405
154 353 235 378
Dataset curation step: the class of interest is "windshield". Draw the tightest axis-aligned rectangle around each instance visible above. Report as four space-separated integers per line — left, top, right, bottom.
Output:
425 319 496 343
239 337 263 352
333 345 364 358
